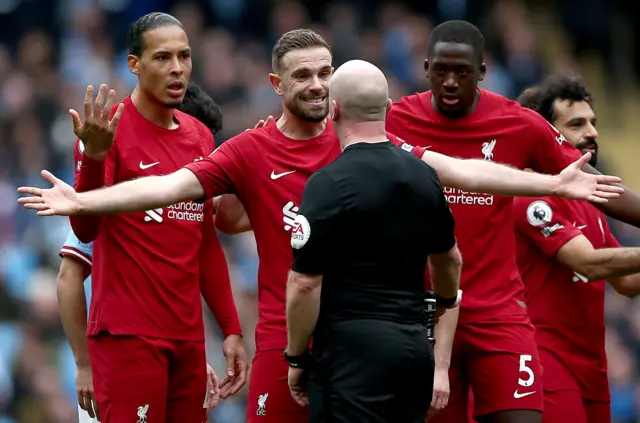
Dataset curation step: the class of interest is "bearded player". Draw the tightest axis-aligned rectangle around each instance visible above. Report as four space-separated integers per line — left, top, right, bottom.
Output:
18 29 623 423
512 73 640 423
386 20 640 423
49 13 247 423
58 83 234 422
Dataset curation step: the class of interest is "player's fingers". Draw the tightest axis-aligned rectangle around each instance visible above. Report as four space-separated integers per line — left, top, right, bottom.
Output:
84 85 94 121
77 391 86 410
92 396 101 422
85 394 96 419
37 208 57 216
17 186 42 197
102 89 116 122
226 355 235 377
253 119 265 129
23 203 49 211
41 169 59 185
17 195 44 204
595 179 624 190
574 151 591 168
69 109 83 134
587 195 607 204
594 190 621 199
94 84 108 120
109 103 125 131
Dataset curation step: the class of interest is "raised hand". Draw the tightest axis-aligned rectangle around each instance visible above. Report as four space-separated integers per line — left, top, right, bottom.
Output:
70 84 124 159
247 115 274 131
557 153 624 203
17 170 80 216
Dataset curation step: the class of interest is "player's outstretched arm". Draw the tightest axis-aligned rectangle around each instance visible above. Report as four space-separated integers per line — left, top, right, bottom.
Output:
18 168 205 216
557 235 640 288
423 150 623 203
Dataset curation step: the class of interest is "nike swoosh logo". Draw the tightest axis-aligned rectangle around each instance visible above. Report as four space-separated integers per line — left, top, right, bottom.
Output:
513 390 536 399
578 225 587 230
271 170 296 180
140 161 160 170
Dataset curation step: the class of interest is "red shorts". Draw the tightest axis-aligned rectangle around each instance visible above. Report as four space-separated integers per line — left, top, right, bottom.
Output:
247 349 308 423
428 315 543 422
87 333 207 423
538 348 610 423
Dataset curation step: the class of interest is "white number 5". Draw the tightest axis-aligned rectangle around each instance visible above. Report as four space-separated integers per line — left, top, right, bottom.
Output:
518 354 535 387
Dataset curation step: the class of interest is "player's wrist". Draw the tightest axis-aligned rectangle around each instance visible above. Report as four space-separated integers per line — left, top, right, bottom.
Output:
82 147 108 161
434 290 461 309
549 174 562 198
284 348 311 369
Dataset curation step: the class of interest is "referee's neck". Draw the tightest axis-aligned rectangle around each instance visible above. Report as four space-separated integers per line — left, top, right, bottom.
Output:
339 121 388 150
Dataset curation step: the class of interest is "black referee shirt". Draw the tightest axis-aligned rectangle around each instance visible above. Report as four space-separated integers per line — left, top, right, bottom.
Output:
291 141 456 330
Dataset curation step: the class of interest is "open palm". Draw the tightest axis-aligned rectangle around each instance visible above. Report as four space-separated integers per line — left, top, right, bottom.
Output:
557 152 624 203
17 170 81 216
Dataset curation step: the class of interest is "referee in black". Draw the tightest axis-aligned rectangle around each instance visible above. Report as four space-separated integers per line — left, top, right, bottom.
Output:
283 60 463 423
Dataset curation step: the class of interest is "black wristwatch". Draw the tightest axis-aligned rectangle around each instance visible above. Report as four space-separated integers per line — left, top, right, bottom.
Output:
284 348 311 369
435 294 458 308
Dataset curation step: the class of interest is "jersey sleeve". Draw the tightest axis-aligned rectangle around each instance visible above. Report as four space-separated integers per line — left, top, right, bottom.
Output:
291 171 343 275
523 109 582 174
183 134 247 201
387 132 427 158
513 197 582 258
59 230 93 268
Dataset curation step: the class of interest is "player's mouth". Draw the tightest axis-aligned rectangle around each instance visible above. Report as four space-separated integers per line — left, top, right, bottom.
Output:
167 81 185 97
577 139 598 155
303 96 326 106
442 94 460 107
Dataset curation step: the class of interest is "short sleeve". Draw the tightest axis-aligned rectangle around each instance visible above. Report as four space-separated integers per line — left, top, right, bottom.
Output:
524 109 582 174
59 230 93 267
291 172 342 275
513 196 582 258
387 132 427 158
183 134 246 201
428 168 456 254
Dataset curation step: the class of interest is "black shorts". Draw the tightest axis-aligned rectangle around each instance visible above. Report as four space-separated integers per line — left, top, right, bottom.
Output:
309 319 434 423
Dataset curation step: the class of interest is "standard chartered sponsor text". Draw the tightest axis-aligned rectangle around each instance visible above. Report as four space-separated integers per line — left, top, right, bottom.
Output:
168 201 204 222
443 187 494 206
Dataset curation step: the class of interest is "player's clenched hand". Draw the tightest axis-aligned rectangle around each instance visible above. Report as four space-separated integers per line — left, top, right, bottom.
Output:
69 84 124 160
17 170 81 216
218 334 248 398
205 363 220 411
556 152 624 203
427 366 450 420
288 367 308 407
76 364 100 421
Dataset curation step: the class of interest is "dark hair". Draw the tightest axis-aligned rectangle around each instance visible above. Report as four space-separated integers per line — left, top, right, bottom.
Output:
271 29 331 73
178 84 223 135
127 12 183 56
427 20 485 64
518 74 593 123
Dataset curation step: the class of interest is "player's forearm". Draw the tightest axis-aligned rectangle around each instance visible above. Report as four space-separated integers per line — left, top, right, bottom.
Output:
286 271 322 356
434 306 459 369
582 164 640 228
72 157 107 242
608 274 640 298
56 261 90 367
582 247 640 281
451 158 560 197
428 247 462 298
77 170 197 215
215 195 252 234
199 234 243 337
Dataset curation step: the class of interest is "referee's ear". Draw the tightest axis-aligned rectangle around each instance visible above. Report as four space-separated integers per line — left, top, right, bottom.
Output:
331 100 340 121
386 98 393 117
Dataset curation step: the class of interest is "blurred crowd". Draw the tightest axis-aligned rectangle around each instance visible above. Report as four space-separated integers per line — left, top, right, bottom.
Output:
0 0 639 422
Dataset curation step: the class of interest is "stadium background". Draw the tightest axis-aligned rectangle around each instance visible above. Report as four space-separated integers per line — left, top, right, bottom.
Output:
1 0 640 422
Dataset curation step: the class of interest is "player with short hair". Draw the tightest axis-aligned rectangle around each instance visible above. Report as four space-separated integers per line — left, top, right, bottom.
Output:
52 13 247 423
514 73 640 423
385 20 640 423
58 83 231 422
19 28 621 423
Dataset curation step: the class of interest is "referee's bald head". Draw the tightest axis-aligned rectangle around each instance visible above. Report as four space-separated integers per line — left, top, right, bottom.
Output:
330 60 389 123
